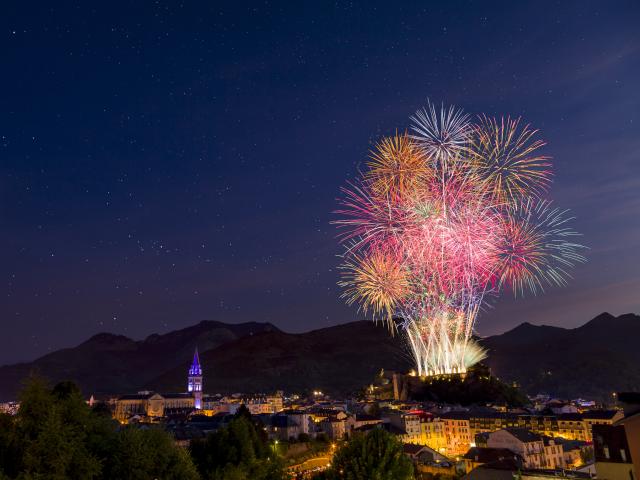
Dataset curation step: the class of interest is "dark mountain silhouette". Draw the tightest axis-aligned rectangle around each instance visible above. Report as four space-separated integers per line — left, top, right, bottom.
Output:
0 321 279 401
1 312 638 401
481 312 640 400
146 321 410 396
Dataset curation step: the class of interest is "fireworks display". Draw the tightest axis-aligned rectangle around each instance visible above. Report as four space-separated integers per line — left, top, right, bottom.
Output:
335 102 585 376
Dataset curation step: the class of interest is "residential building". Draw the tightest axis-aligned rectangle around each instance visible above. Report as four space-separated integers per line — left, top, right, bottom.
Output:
462 447 523 474
420 415 446 452
555 438 591 469
307 407 345 424
593 424 635 480
583 410 624 442
231 394 284 415
517 414 559 437
320 414 347 440
0 402 19 415
558 413 589 441
403 443 448 464
541 436 565 469
616 391 640 476
469 411 518 434
352 413 382 430
267 392 284 413
461 456 523 480
281 410 312 436
441 411 473 456
486 428 546 469
267 414 302 441
387 411 422 445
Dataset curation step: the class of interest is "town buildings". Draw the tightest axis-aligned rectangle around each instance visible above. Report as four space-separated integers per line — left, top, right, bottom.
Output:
106 357 640 479
112 348 284 423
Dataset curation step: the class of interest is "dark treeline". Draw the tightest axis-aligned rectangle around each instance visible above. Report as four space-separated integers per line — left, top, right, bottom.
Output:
190 406 285 480
0 378 416 480
0 378 284 480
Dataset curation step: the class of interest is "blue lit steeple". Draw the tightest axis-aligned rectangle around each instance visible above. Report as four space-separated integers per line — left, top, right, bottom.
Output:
187 347 203 409
189 347 202 376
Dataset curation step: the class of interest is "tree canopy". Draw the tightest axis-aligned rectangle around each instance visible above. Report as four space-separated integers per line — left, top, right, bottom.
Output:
317 428 414 480
0 376 199 480
190 409 284 480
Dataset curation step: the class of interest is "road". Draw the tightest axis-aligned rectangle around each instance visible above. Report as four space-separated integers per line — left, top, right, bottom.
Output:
287 455 332 479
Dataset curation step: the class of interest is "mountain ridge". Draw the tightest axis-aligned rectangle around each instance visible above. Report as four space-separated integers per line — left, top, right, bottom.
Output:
1 313 638 401
0 320 280 401
481 312 640 399
146 320 411 396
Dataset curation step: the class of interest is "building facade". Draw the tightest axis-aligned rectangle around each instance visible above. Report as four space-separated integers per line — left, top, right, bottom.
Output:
593 423 635 480
114 347 203 422
486 428 548 469
441 412 473 456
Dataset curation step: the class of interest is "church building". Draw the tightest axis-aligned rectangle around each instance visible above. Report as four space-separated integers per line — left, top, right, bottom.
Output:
113 347 205 422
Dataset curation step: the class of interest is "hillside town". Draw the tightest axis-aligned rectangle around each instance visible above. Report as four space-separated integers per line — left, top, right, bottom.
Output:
4 348 636 480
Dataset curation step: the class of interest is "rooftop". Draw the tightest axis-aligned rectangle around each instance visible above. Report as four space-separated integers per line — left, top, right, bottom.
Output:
403 444 427 455
502 427 542 443
583 409 620 420
558 413 583 421
463 447 522 464
440 411 471 420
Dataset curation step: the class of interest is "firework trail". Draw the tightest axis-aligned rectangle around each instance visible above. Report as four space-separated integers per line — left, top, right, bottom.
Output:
334 101 585 376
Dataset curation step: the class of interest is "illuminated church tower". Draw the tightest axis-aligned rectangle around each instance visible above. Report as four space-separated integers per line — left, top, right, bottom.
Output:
187 347 203 409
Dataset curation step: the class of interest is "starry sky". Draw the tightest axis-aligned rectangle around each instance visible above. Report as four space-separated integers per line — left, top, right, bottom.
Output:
2 2 639 365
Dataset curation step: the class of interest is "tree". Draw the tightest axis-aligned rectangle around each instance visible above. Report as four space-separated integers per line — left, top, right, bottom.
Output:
320 429 414 480
409 364 528 407
1 377 199 480
11 376 101 479
105 427 200 480
0 413 18 478
190 414 284 480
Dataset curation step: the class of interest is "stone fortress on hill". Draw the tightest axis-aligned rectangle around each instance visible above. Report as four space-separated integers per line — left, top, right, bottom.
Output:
113 348 283 423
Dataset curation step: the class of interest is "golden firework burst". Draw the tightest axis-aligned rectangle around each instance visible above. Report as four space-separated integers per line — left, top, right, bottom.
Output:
339 249 408 325
365 132 431 199
470 116 552 205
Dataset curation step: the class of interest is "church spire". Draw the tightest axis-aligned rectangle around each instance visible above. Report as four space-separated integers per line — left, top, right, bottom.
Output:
187 347 203 409
189 347 202 376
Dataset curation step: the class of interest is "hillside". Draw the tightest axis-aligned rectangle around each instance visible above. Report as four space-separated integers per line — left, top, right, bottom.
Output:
0 321 279 401
1 312 639 401
481 312 640 400
146 321 410 396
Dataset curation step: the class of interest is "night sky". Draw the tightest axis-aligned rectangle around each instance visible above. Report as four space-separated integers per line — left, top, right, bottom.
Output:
2 2 639 365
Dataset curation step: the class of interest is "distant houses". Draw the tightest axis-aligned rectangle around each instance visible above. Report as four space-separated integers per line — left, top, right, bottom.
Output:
104 351 640 480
